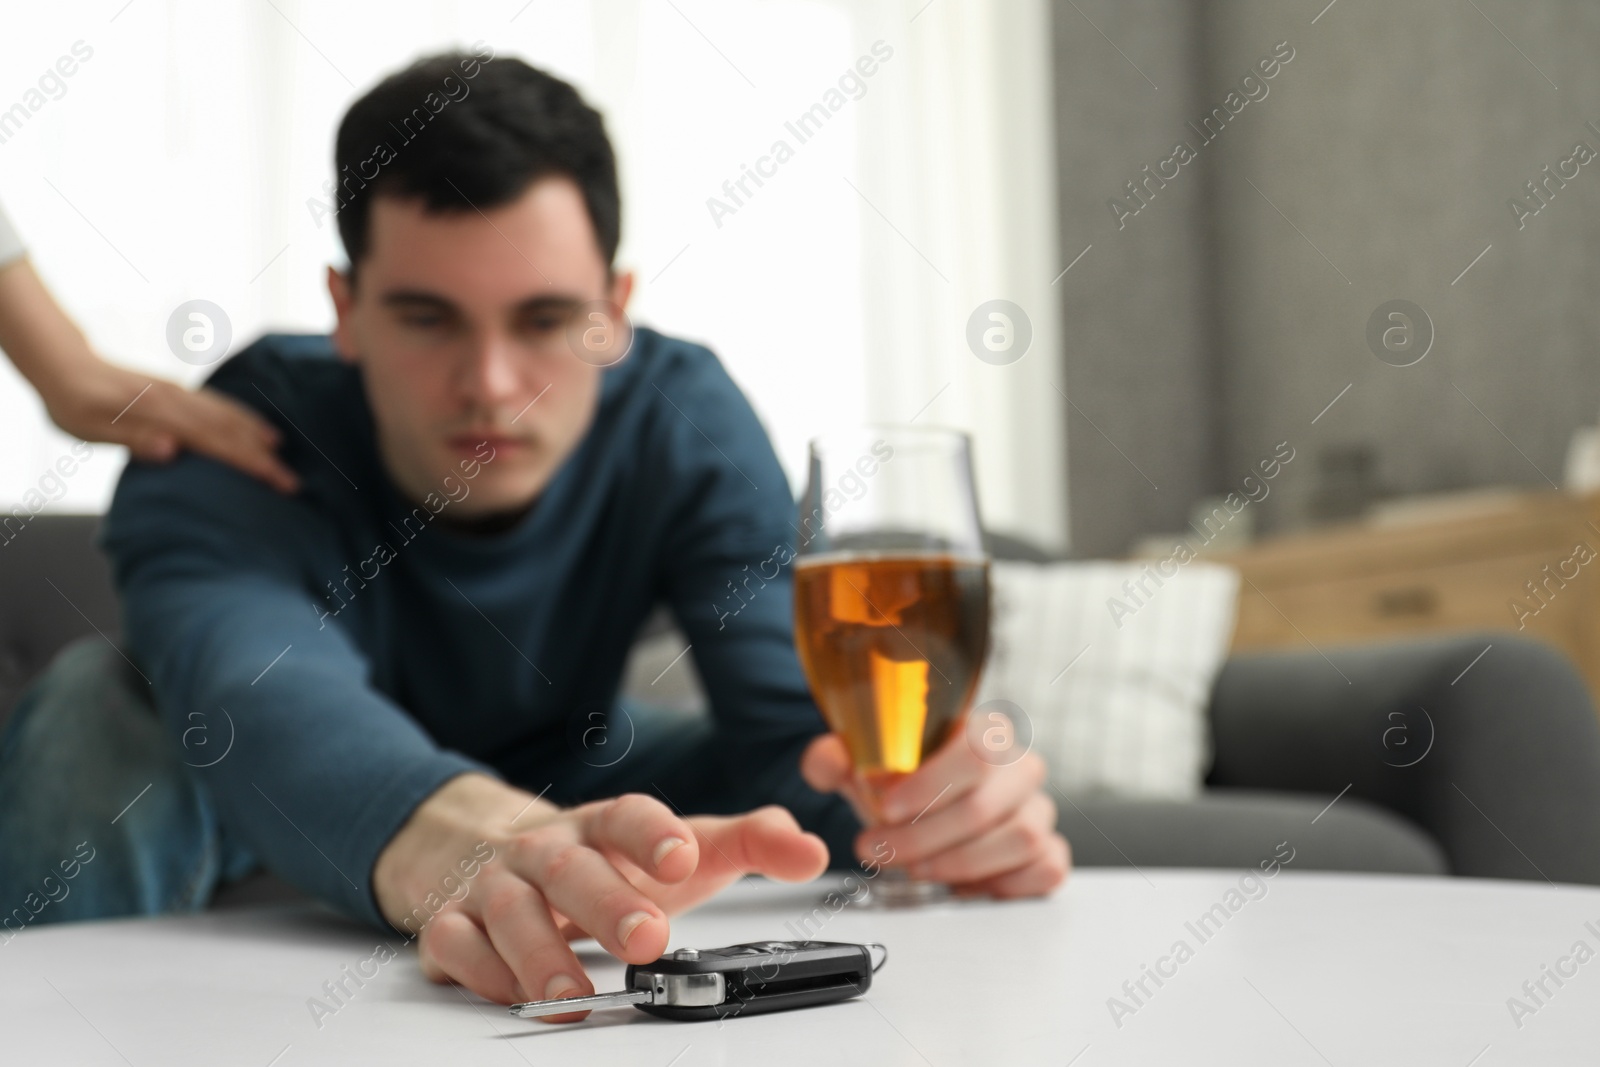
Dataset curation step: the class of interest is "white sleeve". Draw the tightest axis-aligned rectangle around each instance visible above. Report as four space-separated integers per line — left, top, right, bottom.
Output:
0 199 25 266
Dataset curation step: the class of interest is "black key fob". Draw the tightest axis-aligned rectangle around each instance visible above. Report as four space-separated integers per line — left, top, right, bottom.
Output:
509 939 886 1023
628 939 879 1021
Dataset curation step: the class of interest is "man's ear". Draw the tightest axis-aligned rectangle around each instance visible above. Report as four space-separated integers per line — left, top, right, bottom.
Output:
607 268 635 315
327 265 361 364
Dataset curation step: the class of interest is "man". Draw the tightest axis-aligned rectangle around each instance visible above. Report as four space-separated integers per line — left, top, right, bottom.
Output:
0 49 1066 1018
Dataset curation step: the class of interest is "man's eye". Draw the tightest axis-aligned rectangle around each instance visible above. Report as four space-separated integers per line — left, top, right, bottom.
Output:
400 313 449 330
522 315 566 333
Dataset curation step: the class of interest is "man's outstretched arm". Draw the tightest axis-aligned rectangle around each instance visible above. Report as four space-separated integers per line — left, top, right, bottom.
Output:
103 454 492 927
106 452 834 1016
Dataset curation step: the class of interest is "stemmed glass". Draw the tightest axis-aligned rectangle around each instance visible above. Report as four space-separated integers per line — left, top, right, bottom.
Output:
791 426 992 907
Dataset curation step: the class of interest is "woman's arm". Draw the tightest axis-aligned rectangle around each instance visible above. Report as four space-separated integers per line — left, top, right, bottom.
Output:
0 255 298 493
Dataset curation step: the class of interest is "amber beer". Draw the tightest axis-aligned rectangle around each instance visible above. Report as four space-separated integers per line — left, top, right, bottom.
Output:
793 551 991 812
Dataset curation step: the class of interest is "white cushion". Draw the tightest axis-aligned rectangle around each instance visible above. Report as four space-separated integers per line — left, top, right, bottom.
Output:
971 560 1239 798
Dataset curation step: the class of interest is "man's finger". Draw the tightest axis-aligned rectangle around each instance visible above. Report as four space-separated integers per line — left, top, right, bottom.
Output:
577 792 699 885
799 734 876 826
506 827 671 964
904 789 1058 884
417 909 522 1004
953 830 1072 900
865 753 1046 866
473 868 595 1023
876 717 989 823
697 806 830 883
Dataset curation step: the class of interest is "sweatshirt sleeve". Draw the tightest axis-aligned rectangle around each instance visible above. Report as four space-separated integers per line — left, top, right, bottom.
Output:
101 455 492 928
648 355 864 869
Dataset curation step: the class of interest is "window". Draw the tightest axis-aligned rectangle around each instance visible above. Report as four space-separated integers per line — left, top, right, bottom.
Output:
0 0 1064 549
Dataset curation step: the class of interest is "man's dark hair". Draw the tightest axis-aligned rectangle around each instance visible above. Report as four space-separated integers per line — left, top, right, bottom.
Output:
334 49 620 282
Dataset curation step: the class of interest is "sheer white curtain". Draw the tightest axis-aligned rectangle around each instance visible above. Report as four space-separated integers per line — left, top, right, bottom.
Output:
844 0 1068 551
0 0 1065 550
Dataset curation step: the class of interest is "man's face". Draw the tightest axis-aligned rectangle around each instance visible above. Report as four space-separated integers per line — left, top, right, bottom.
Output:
328 177 632 519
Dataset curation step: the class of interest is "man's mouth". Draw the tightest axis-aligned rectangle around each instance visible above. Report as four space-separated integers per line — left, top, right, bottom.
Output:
447 431 528 454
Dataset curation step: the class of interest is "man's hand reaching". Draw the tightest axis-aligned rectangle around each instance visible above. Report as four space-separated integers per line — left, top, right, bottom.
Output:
373 775 828 1022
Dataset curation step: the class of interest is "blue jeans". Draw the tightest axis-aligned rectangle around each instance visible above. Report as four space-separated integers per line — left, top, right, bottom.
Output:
0 639 257 934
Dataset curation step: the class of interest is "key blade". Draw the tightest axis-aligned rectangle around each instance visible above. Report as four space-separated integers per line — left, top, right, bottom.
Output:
509 988 653 1018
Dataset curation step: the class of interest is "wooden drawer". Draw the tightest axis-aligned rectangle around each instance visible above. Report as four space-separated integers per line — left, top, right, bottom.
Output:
1232 548 1589 664
1214 490 1600 711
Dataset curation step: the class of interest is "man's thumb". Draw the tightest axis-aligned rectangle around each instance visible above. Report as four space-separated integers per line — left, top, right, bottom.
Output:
799 733 852 793
130 431 180 463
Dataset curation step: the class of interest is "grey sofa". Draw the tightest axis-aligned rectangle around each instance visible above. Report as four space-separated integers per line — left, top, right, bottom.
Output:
9 514 1595 905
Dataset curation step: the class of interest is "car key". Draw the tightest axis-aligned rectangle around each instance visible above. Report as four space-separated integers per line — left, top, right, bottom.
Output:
508 939 887 1023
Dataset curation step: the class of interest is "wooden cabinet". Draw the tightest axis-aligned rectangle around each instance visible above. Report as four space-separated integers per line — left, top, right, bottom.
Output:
1217 490 1600 704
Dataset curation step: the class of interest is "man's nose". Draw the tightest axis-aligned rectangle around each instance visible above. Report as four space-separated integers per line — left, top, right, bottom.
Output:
460 334 524 411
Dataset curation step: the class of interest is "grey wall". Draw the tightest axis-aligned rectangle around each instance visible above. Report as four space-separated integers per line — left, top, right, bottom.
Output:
1050 0 1218 557
1053 0 1600 556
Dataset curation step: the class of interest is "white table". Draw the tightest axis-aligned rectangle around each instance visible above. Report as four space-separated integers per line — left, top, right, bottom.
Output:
3 869 1596 1065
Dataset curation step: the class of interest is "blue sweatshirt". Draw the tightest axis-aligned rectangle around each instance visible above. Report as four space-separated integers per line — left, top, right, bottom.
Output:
101 327 859 928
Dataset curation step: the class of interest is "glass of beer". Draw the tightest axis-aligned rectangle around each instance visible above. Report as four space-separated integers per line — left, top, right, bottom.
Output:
792 425 992 906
